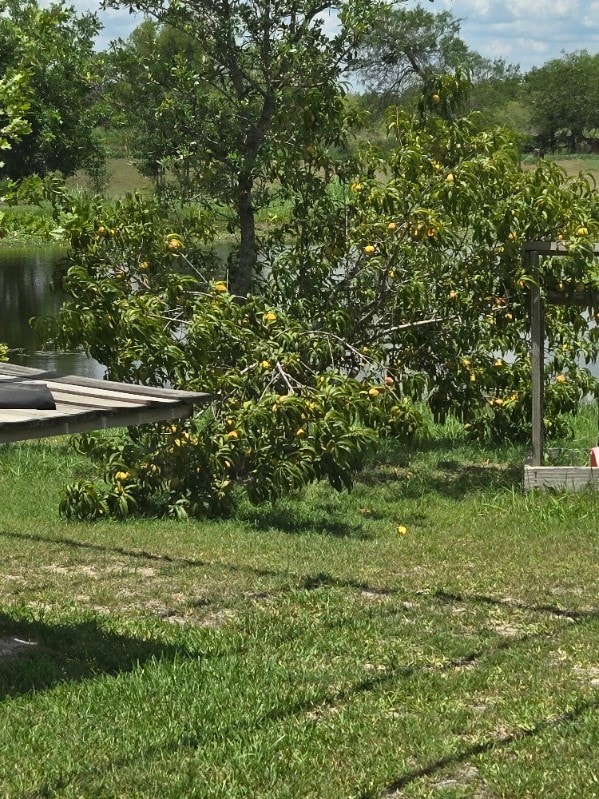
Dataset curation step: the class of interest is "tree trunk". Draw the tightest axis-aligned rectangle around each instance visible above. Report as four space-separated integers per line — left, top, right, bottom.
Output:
232 182 256 297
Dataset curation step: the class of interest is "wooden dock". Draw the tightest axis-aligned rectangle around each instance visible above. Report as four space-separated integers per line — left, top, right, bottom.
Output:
0 363 211 444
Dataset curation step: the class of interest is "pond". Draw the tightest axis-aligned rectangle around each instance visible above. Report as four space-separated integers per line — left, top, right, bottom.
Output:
0 245 105 378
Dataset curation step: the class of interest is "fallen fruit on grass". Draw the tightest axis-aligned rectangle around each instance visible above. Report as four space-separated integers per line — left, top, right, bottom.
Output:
396 525 408 536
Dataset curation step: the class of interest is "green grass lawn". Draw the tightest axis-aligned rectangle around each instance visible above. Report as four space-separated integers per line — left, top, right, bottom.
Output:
0 419 598 798
522 153 599 181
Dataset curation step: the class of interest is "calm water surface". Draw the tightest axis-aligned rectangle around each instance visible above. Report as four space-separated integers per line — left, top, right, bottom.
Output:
0 245 105 378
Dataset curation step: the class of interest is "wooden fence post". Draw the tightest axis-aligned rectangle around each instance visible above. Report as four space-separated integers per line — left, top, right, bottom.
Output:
529 249 544 466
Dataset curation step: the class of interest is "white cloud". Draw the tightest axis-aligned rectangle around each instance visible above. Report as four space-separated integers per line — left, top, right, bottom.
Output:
424 0 599 69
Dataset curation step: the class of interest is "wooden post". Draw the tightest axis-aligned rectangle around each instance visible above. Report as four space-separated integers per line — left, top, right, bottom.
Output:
529 250 544 466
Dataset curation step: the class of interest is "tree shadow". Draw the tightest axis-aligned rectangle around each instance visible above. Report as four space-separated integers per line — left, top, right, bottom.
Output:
0 611 195 701
357 459 522 499
239 503 369 538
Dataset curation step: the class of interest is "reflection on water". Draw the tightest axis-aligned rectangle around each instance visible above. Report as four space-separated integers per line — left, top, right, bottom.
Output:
0 245 105 378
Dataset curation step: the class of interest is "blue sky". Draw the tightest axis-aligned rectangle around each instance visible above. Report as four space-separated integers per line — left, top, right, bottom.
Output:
68 1 599 73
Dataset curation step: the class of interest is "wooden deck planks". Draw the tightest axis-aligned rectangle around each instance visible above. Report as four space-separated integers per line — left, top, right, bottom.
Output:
0 363 212 443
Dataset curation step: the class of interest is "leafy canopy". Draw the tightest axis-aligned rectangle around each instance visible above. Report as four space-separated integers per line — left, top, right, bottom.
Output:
0 0 103 180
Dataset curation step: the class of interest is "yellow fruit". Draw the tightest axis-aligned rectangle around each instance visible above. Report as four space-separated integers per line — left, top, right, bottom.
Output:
139 261 149 270
431 94 440 105
461 358 471 367
577 226 588 236
508 232 516 241
98 225 107 235
389 269 395 278
505 313 513 321
396 525 408 536
494 398 504 407
115 471 129 482
432 161 441 171
449 289 457 299
387 222 397 231
470 374 476 383
363 245 376 255
214 281 228 292
555 374 566 384
368 388 380 398
263 312 277 323
446 173 454 183
226 430 239 440
260 360 271 369
351 182 362 191
167 237 182 250
115 271 124 280
296 427 306 438
494 359 503 368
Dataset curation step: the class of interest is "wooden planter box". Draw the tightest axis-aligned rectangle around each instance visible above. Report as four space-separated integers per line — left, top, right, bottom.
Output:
523 242 599 491
524 464 599 491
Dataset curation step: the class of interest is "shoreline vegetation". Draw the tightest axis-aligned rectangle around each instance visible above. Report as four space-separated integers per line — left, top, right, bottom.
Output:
1 154 598 249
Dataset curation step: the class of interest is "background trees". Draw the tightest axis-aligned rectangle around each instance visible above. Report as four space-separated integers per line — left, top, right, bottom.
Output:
523 51 599 152
353 3 521 120
0 0 103 180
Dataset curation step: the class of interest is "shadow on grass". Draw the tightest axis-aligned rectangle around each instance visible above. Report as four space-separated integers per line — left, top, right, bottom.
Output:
357 459 522 499
362 697 598 798
238 503 368 538
0 528 284 578
0 611 195 701
434 588 599 621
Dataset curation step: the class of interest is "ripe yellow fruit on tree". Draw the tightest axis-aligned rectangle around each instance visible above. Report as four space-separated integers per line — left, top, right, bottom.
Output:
368 387 379 398
577 226 588 236
363 245 376 255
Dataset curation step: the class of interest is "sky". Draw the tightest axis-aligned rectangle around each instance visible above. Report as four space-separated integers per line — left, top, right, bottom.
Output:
66 1 599 73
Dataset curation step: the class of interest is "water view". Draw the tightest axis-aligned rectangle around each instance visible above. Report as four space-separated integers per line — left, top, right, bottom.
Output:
0 245 105 378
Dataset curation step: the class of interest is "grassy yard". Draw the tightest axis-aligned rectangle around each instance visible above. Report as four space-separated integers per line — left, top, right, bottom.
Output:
65 154 599 201
0 418 598 798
